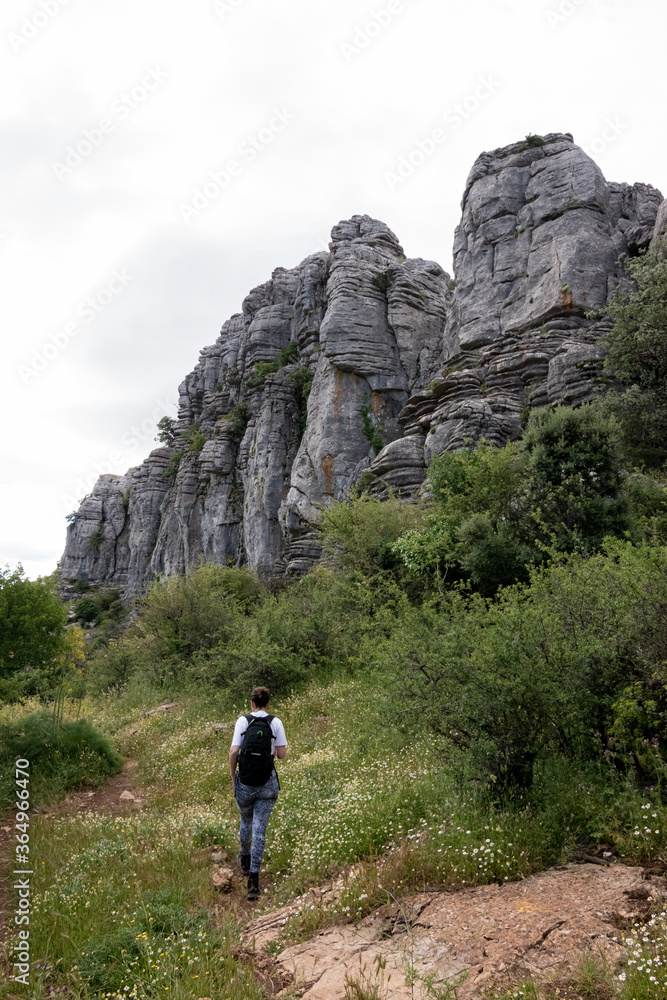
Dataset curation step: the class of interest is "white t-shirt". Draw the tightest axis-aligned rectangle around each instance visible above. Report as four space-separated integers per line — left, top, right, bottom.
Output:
231 711 287 755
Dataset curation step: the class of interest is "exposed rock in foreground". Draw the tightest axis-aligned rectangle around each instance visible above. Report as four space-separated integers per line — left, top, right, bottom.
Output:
244 863 664 999
60 133 664 594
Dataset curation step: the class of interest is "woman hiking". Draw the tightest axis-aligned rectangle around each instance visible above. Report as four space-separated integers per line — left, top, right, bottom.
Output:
229 686 287 900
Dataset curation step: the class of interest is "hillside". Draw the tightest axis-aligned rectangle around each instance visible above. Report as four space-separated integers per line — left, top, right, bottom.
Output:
2 677 666 999
4 129 667 1000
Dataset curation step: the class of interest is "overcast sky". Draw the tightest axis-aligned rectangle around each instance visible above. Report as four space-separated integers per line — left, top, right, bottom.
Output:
2 0 666 580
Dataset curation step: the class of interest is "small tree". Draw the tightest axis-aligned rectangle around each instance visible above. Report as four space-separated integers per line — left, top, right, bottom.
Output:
155 415 177 446
0 565 72 700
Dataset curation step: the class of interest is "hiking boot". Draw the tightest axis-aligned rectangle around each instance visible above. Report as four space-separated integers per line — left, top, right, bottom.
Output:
238 853 250 875
247 872 260 901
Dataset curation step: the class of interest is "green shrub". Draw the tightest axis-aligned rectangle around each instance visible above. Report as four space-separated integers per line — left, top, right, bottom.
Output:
246 343 300 387
290 366 314 432
318 492 427 579
354 469 377 496
371 540 667 790
360 398 384 454
87 638 136 693
278 341 299 366
184 421 207 453
520 404 629 549
162 449 184 479
87 523 106 553
73 589 127 627
251 360 280 384
0 712 123 810
600 238 667 463
74 596 98 622
222 401 250 440
0 566 70 684
113 564 266 687
371 269 394 293
394 405 631 592
204 567 372 697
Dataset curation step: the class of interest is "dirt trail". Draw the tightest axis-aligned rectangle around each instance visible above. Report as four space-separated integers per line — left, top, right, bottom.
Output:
0 761 142 944
4 763 667 998
244 862 666 999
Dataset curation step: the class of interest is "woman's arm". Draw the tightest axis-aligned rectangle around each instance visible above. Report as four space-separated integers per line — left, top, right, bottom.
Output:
229 746 240 787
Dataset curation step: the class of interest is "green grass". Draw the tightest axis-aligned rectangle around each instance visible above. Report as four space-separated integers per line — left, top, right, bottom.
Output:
0 710 122 812
2 677 667 998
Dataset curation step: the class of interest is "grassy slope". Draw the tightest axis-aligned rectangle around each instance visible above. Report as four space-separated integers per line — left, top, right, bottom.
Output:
1 679 666 999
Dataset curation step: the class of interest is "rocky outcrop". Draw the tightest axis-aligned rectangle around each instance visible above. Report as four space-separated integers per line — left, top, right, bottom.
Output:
388 133 662 470
243 862 665 1000
60 133 664 593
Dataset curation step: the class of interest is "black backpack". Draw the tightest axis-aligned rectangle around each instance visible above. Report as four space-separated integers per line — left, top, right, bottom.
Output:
237 714 275 786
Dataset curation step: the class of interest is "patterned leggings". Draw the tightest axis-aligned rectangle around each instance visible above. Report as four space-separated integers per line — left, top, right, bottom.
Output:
234 771 279 873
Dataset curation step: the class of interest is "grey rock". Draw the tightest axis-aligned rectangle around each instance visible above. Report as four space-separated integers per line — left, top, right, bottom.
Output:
652 198 667 243
60 136 662 593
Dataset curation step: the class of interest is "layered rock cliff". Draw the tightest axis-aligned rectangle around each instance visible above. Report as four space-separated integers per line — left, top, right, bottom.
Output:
60 133 665 594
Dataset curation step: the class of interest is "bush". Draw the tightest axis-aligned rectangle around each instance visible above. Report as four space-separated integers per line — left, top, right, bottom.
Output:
0 712 123 810
162 449 184 479
601 238 667 463
206 567 371 697
394 405 630 592
0 566 73 698
74 589 128 632
290 366 314 432
520 404 629 548
222 401 250 440
318 492 427 580
74 596 98 623
371 540 667 790
87 524 106 553
97 564 265 688
277 340 299 366
184 421 206 453
250 360 280 384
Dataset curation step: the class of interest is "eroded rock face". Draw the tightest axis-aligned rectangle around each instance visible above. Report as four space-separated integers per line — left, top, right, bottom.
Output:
61 217 450 591
392 133 663 461
60 134 664 593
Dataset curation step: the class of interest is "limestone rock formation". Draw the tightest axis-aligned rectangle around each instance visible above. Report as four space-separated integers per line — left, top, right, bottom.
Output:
243 862 665 999
60 133 664 593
